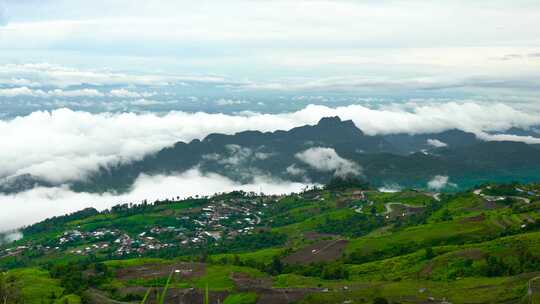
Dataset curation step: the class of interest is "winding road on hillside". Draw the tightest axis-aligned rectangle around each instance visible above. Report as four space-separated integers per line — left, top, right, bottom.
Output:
383 202 420 214
473 188 532 204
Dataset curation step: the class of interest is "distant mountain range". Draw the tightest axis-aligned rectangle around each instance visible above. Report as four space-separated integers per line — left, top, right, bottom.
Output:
2 117 540 194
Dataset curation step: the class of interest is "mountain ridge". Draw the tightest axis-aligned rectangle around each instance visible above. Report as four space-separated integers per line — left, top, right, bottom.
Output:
2 117 540 194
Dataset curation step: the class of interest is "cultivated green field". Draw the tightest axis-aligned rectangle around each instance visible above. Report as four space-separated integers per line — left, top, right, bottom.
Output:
2 181 540 303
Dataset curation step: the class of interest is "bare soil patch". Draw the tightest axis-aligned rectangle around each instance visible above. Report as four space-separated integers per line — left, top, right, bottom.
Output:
418 261 434 278
122 288 228 304
483 200 501 210
501 216 515 227
460 214 486 223
490 218 507 229
256 288 316 304
86 288 137 304
116 285 315 304
522 214 536 223
303 231 337 241
116 262 206 281
231 272 272 290
453 248 485 260
283 239 349 264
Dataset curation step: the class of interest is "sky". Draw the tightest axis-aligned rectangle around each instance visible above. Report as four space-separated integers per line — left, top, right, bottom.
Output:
0 0 540 99
1 0 540 231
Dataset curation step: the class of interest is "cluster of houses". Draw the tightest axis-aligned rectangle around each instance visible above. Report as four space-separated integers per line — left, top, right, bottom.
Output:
51 195 278 256
59 228 118 245
3 186 540 260
0 245 30 259
175 197 268 244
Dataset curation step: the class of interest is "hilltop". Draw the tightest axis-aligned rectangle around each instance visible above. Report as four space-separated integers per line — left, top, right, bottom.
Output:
2 180 540 303
3 117 540 195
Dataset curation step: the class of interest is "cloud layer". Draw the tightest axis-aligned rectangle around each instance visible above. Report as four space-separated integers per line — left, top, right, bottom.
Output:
0 63 225 88
0 86 157 99
295 147 361 178
427 139 448 148
0 168 310 232
2 2 540 98
1 102 540 184
427 175 456 191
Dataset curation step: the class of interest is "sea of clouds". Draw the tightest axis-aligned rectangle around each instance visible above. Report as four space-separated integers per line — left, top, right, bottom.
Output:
1 101 540 231
2 102 540 184
0 169 311 232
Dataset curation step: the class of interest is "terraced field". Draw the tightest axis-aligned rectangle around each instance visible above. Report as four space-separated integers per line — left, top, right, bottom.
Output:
2 182 540 303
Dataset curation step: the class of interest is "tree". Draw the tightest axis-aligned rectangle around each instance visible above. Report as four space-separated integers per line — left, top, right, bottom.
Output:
324 177 370 191
321 263 349 280
269 256 283 275
233 255 241 266
486 255 506 277
373 297 389 304
440 209 453 221
0 273 5 303
0 273 21 304
425 247 435 260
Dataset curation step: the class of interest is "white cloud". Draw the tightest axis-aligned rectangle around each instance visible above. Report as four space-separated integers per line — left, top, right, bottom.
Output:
2 61 540 97
254 152 272 160
129 98 162 106
329 102 540 136
2 78 42 87
109 88 156 98
427 175 455 191
0 86 104 98
201 154 221 162
427 139 448 148
203 145 272 166
218 145 254 166
215 99 247 106
0 2 538 99
0 63 226 88
109 88 141 98
50 88 104 97
0 86 46 97
295 147 361 178
0 230 23 245
1 102 540 184
0 168 311 231
477 132 540 144
378 184 402 193
286 164 306 176
0 3 539 97
3 1 540 56
499 52 540 61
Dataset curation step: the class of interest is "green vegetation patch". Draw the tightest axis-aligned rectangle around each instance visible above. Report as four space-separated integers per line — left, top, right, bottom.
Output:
273 274 344 289
105 258 169 269
2 268 81 304
223 292 258 304
346 215 499 263
367 190 433 207
191 265 265 291
211 248 284 265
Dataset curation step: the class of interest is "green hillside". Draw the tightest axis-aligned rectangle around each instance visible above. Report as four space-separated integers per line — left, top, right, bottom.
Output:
2 180 540 303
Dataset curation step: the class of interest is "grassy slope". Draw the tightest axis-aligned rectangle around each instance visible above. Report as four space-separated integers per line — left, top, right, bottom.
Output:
348 231 540 280
297 275 529 304
3 184 540 303
5 268 81 304
346 215 500 255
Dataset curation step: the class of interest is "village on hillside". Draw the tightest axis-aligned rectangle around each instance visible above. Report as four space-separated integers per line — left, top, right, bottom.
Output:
3 183 539 262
